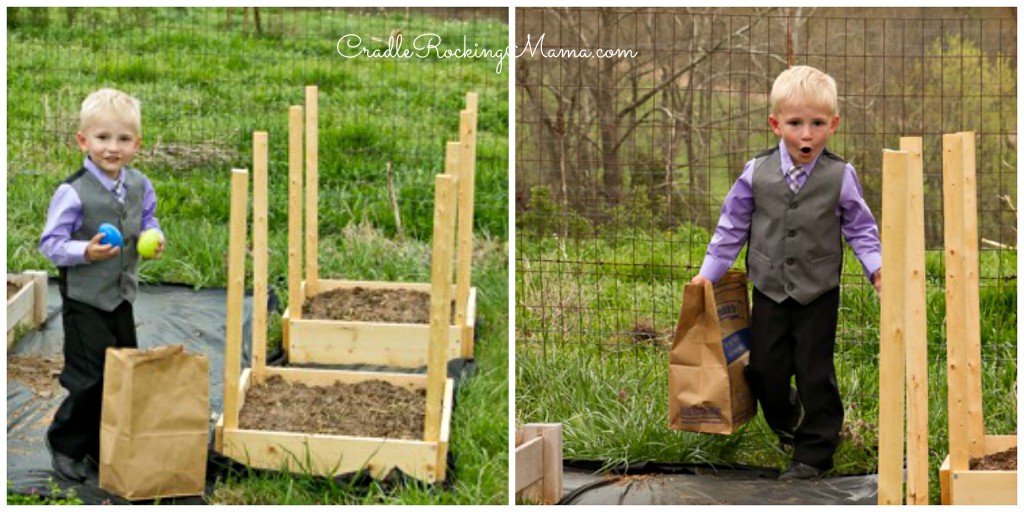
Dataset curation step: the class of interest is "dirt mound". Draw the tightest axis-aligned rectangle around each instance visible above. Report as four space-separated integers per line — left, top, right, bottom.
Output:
239 374 426 440
970 446 1017 471
302 286 454 324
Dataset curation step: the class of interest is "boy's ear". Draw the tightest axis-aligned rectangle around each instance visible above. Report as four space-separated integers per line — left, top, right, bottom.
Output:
830 115 841 132
75 131 88 151
767 114 782 135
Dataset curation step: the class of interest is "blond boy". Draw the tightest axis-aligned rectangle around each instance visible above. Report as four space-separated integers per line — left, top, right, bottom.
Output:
39 88 164 481
691 66 881 479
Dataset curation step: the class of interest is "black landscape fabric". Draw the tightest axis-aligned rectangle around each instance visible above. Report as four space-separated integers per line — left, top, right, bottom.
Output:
7 280 472 503
558 460 878 505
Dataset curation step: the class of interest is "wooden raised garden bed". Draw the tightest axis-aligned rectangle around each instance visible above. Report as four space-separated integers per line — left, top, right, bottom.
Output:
215 96 462 481
282 88 479 367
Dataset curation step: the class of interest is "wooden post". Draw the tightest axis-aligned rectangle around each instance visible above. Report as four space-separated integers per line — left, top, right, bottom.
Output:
305 85 319 296
455 92 478 358
224 168 249 430
942 133 970 472
424 169 457 442
252 132 269 383
957 132 985 460
288 105 304 332
899 137 928 505
943 132 984 470
878 149 908 505
26 270 47 326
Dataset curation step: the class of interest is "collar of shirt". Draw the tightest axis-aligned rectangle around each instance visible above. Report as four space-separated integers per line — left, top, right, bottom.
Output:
83 157 125 195
777 140 823 176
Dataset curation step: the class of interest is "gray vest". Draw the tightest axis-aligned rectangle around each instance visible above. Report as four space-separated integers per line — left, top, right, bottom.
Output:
746 147 844 305
62 167 143 311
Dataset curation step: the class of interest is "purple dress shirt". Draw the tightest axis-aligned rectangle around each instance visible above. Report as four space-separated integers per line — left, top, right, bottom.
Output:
39 158 162 267
698 141 881 283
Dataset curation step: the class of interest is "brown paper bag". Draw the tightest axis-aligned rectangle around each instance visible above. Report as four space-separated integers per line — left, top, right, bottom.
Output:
668 271 756 434
100 345 209 500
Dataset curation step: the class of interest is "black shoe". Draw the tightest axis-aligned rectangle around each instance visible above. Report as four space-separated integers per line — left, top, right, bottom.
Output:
82 454 100 479
45 438 85 482
778 461 822 480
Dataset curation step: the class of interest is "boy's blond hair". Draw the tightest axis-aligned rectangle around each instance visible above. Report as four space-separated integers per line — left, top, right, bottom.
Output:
80 88 141 135
769 65 838 116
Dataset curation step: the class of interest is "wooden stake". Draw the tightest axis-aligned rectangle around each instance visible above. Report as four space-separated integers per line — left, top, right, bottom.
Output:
942 133 970 472
224 168 249 430
878 149 908 505
957 132 985 460
899 137 928 505
252 132 269 383
288 105 304 331
305 86 319 296
424 170 457 442
455 92 478 359
26 270 47 326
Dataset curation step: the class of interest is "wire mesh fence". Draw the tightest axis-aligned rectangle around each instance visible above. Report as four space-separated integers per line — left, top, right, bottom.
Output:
515 6 1016 470
7 7 509 273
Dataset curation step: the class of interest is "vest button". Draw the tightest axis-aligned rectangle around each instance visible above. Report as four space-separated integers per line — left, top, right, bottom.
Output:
786 258 795 265
788 230 797 237
786 283 795 292
790 201 798 209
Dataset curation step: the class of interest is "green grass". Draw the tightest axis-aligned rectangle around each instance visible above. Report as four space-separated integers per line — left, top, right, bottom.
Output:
516 225 1016 504
8 7 508 505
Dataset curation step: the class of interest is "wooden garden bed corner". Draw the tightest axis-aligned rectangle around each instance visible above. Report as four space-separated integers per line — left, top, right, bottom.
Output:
515 423 562 504
7 270 47 350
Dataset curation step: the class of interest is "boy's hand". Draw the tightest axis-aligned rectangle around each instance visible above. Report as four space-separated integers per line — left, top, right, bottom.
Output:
85 233 121 262
690 275 712 287
872 269 882 298
152 237 166 259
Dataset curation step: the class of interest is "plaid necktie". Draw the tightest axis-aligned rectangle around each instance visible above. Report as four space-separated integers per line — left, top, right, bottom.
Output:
112 178 126 204
785 165 804 193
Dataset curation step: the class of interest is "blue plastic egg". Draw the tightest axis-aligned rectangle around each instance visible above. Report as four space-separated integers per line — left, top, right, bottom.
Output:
98 223 124 248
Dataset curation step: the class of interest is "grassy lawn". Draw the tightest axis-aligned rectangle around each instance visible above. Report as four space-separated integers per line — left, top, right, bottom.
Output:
516 222 1016 504
8 7 508 505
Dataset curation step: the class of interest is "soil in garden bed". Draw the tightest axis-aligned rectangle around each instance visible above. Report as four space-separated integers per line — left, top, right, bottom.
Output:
8 281 21 300
238 374 426 439
970 446 1017 470
7 355 63 398
302 286 455 324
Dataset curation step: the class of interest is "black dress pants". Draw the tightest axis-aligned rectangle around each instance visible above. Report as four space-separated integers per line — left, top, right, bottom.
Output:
747 286 843 471
47 297 138 460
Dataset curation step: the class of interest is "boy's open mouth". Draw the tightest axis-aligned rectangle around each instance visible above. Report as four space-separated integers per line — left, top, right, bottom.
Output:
800 146 813 155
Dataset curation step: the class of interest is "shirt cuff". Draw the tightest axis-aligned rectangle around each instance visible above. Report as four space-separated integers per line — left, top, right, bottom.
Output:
698 257 731 283
68 240 91 265
860 252 882 281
